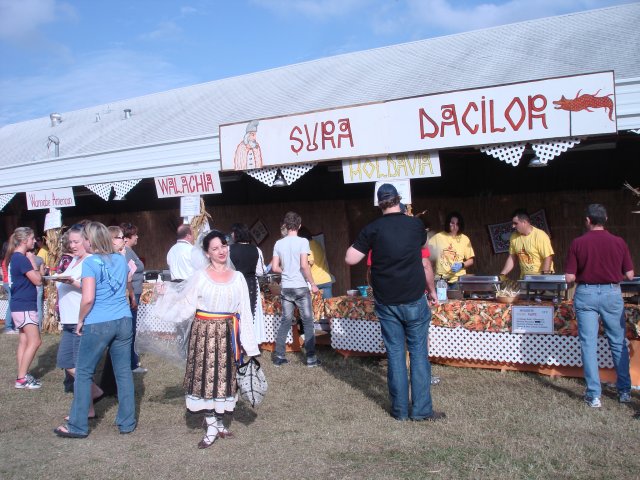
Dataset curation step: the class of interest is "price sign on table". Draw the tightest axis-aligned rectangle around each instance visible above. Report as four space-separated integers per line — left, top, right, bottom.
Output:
511 306 554 334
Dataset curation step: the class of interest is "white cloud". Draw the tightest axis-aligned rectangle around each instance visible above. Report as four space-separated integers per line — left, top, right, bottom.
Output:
180 6 198 16
0 0 75 45
0 49 197 126
250 0 372 20
139 21 183 41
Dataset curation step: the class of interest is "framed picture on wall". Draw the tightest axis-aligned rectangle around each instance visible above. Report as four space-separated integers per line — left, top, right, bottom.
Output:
250 219 269 245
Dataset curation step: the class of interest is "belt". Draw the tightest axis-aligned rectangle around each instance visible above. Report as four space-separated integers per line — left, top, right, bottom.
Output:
578 282 619 286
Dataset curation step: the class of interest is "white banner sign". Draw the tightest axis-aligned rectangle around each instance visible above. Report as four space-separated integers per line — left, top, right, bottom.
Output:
220 71 616 171
180 195 201 218
374 180 411 206
342 151 440 184
511 306 554 334
44 208 62 231
26 188 75 210
154 171 222 199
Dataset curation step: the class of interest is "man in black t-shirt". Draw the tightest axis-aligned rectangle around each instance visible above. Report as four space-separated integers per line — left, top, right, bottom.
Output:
345 184 445 422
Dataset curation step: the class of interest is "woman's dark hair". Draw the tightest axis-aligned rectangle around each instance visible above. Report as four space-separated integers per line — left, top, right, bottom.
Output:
230 223 251 243
444 211 465 234
120 222 138 238
202 230 228 253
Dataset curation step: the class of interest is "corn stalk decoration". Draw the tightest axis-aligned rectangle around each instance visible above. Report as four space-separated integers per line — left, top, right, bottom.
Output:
623 182 640 213
189 198 213 241
42 227 64 333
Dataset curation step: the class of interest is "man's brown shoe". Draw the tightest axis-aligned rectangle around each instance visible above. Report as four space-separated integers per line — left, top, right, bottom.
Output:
412 411 446 422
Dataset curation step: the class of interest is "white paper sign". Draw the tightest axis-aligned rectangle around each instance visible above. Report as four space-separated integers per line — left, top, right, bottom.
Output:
44 208 62 231
374 180 411 206
342 151 441 184
154 171 222 198
220 71 616 170
26 188 75 210
511 306 554 334
180 195 201 217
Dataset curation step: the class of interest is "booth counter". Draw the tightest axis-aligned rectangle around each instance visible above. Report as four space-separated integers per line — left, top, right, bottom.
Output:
325 296 640 386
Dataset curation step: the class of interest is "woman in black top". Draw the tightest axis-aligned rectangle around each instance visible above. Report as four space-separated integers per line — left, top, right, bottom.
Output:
229 223 266 319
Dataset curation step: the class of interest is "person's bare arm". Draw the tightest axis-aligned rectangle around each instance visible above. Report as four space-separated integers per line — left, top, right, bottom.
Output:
271 256 282 274
624 269 635 281
76 277 96 335
345 246 365 265
541 255 553 273
300 254 318 293
422 257 437 303
500 254 517 276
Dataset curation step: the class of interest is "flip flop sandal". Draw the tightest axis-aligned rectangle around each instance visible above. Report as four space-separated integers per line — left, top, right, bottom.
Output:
53 426 88 439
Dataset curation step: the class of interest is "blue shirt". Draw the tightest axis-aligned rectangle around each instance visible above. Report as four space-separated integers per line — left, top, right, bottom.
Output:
9 252 37 311
82 253 131 324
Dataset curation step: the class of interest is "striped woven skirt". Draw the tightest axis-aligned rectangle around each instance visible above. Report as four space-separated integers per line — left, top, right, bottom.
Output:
183 310 241 401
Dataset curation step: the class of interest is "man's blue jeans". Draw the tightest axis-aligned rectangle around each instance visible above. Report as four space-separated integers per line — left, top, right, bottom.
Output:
67 316 137 436
276 287 316 359
375 296 433 420
574 284 631 399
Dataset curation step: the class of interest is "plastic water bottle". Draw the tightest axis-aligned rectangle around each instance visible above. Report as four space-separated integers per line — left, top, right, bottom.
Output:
436 276 448 302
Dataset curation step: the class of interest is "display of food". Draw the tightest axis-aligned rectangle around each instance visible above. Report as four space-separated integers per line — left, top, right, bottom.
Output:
494 284 520 303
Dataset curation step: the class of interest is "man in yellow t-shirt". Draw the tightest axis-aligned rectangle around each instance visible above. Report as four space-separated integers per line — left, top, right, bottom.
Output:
428 212 475 284
500 209 554 279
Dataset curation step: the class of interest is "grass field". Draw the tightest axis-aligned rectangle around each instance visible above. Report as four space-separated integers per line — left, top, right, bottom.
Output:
1 333 639 480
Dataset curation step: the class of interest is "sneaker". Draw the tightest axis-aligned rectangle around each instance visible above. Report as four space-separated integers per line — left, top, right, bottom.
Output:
584 396 601 408
306 358 322 368
4 329 18 335
132 366 148 374
431 376 441 385
272 356 289 367
15 376 42 389
619 392 632 403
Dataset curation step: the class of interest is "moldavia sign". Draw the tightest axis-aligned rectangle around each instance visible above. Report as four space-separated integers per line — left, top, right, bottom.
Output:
219 71 616 171
342 151 441 184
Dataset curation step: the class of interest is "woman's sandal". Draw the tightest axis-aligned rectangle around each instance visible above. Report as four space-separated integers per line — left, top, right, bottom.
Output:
53 425 88 439
197 431 218 449
218 428 234 439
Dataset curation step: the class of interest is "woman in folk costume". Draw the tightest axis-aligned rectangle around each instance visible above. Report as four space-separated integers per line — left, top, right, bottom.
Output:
146 230 259 449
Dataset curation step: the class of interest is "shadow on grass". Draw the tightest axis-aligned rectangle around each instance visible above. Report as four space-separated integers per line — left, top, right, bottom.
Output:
31 340 59 379
313 347 391 414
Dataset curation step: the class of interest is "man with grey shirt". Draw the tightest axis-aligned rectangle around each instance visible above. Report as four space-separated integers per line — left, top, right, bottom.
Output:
271 211 320 367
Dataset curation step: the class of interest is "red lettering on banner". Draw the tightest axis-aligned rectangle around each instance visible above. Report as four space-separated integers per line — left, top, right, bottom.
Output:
290 118 354 155
441 104 460 136
418 94 549 140
528 94 548 129
461 102 479 134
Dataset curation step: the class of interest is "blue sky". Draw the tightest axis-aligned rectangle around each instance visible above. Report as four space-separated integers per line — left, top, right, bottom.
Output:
0 0 631 126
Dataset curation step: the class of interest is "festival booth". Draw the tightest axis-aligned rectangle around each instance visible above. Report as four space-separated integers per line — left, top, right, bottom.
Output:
1 7 639 385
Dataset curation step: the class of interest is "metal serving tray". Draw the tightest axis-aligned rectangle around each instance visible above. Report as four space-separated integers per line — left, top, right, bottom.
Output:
621 277 640 294
458 275 501 293
518 274 568 300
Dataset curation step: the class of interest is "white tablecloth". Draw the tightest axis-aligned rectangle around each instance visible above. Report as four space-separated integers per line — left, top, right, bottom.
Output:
330 318 618 368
